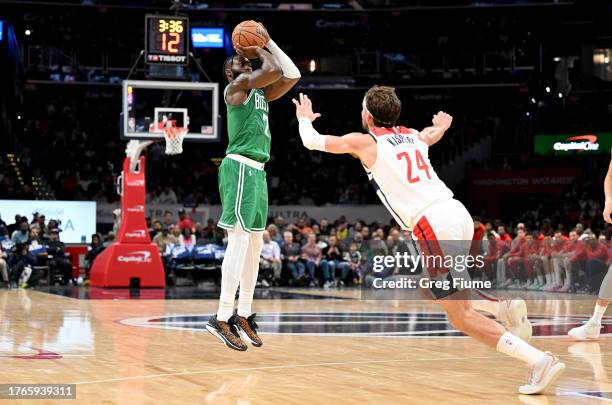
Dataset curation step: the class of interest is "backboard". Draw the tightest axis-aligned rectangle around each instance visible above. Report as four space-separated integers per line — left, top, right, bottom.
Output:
121 80 219 141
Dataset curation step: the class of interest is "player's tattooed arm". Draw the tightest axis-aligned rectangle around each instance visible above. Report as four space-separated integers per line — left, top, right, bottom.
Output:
262 38 301 102
417 111 453 146
603 158 612 224
227 46 281 105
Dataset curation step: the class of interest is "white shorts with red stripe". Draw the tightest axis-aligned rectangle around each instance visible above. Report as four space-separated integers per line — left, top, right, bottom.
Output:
412 198 474 242
410 198 475 299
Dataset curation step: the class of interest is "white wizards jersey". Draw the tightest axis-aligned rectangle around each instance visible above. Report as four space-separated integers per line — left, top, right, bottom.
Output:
364 126 453 230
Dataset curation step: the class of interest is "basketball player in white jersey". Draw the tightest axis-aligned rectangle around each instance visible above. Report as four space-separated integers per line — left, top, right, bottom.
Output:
568 154 612 340
292 87 565 394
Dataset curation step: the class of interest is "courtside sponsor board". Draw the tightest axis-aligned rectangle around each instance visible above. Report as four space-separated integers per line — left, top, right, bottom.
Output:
0 200 95 243
534 133 612 155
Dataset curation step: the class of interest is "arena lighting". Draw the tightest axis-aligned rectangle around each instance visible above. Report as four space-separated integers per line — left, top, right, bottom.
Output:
309 59 316 72
24 29 31 36
553 57 561 62
526 112 530 116
558 92 563 98
531 98 536 104
545 86 551 93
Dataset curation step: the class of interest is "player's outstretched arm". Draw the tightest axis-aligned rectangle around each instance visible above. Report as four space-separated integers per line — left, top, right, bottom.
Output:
226 46 282 105
262 37 301 102
292 93 375 165
603 158 612 223
417 111 453 146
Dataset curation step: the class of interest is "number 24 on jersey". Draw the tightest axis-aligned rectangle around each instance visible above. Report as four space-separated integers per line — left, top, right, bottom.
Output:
396 150 431 183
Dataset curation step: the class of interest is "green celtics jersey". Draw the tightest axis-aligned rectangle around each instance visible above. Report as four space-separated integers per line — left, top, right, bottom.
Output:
224 86 271 163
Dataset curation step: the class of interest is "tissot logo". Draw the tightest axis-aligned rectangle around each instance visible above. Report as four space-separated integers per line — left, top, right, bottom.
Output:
127 205 145 213
117 251 152 263
127 179 145 186
553 134 599 152
148 54 187 63
125 230 146 238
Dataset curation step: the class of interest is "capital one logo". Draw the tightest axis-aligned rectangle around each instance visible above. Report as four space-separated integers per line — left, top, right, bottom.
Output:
127 205 145 213
127 179 145 187
125 230 146 238
553 134 600 152
117 251 152 263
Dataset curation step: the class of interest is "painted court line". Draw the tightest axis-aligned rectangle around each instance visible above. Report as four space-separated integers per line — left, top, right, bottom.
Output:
69 351 611 386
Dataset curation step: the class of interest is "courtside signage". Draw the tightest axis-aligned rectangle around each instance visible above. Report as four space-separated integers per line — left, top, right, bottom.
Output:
0 200 96 243
191 27 224 48
534 133 612 155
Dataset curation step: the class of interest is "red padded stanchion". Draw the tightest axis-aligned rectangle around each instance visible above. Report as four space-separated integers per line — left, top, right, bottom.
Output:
90 156 165 287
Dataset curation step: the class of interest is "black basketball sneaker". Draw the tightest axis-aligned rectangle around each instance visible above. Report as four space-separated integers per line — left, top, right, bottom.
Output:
230 312 263 347
206 315 248 351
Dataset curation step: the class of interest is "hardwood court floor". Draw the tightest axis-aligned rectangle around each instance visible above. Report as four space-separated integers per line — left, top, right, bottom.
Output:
0 287 611 404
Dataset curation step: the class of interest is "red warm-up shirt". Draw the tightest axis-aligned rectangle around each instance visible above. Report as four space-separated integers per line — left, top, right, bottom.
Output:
587 243 608 262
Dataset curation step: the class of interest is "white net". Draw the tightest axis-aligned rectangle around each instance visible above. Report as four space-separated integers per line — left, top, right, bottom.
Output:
163 127 187 155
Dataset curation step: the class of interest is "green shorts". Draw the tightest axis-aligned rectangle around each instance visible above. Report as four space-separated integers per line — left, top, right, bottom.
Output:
218 156 268 233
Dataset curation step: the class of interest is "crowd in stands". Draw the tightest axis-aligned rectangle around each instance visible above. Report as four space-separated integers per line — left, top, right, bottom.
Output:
1 206 611 296
0 213 82 288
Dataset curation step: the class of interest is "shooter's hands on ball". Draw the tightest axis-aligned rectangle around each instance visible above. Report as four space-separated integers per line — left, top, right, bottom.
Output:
432 111 453 131
292 93 321 122
234 43 261 60
603 202 612 224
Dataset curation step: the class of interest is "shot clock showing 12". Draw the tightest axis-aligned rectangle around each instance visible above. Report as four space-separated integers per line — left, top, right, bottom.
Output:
145 15 189 65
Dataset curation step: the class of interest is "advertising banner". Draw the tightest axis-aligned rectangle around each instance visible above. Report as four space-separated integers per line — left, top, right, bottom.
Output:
534 133 612 155
0 200 96 243
96 204 392 225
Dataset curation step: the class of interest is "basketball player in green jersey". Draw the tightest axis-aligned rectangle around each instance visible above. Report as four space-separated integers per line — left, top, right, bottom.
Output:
206 33 300 351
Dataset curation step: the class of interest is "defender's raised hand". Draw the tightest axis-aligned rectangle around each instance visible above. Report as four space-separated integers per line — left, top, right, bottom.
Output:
603 202 612 224
292 93 321 122
432 111 453 131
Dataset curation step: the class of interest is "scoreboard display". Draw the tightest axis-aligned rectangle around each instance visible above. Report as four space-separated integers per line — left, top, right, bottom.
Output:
145 15 189 65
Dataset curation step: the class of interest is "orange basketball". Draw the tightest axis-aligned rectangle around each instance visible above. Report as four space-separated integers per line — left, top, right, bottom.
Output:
231 20 269 48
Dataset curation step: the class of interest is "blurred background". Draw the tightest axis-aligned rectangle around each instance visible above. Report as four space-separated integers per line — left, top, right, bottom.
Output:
0 1 611 290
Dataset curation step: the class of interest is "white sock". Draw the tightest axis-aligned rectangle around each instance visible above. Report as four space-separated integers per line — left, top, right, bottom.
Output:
216 226 250 322
591 304 607 325
237 232 263 318
496 332 545 366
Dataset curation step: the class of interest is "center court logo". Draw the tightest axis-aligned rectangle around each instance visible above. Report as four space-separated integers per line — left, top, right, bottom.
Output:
117 251 152 263
119 312 612 338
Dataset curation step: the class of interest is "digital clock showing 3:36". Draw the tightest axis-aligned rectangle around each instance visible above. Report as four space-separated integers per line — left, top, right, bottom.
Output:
145 15 189 65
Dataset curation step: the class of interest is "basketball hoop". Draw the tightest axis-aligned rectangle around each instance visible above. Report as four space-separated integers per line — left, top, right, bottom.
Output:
163 127 187 155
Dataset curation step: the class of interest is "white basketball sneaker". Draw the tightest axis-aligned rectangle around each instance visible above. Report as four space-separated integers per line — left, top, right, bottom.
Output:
568 321 601 341
519 352 566 395
500 298 533 342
